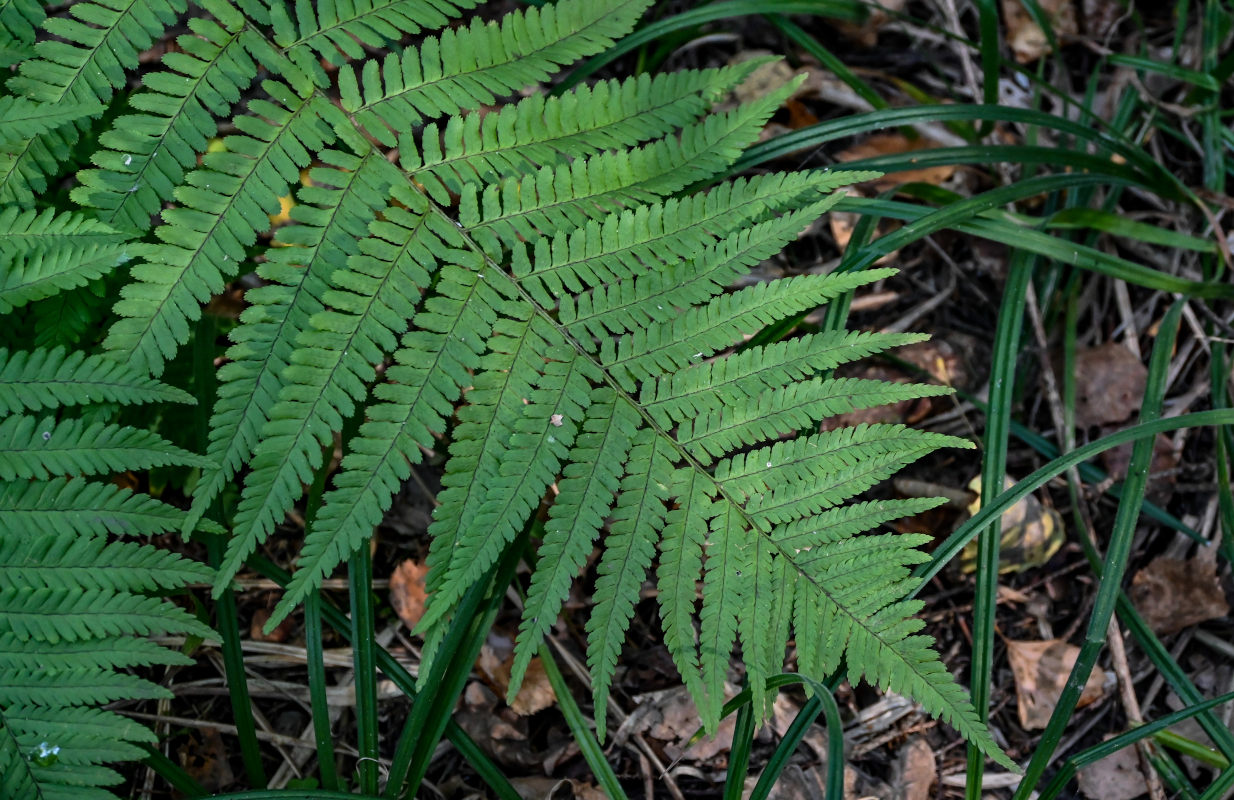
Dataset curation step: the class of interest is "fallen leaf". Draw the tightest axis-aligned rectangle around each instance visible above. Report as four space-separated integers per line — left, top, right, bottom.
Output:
1073 342 1146 429
250 607 293 643
389 559 429 632
889 737 935 800
1002 0 1078 63
1005 639 1108 729
961 475 1065 574
836 134 956 192
633 685 736 762
509 656 558 716
178 726 235 792
1076 741 1149 800
1129 551 1230 635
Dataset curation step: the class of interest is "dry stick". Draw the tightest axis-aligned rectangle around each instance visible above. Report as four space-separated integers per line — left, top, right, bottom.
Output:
546 636 688 800
1024 284 1167 800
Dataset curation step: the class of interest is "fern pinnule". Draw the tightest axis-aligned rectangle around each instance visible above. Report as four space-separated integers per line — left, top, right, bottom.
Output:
73 4 259 231
0 347 193 415
105 85 336 376
412 61 761 201
0 476 195 538
189 147 401 538
341 0 654 146
270 0 481 66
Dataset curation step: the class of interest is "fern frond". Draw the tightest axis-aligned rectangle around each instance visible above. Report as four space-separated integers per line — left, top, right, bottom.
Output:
464 80 801 255
681 377 954 461
272 0 480 65
0 532 211 592
514 170 866 306
0 415 210 480
0 208 127 258
697 500 753 728
188 147 400 535
642 329 930 426
0 97 101 147
73 3 260 231
561 196 842 341
0 238 140 314
654 467 711 709
0 0 43 48
104 85 336 376
340 0 654 146
0 475 198 538
417 314 589 631
0 347 193 415
508 389 640 699
790 532 1015 768
603 270 897 387
412 62 759 199
586 426 673 734
267 245 508 628
1 0 185 206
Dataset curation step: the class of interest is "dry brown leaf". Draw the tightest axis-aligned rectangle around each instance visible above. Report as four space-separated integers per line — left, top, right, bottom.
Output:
961 475 1065 574
509 656 558 716
1005 639 1108 729
1073 341 1147 428
249 607 293 643
1076 742 1149 800
389 558 429 632
178 727 235 792
1002 0 1078 63
835 134 956 192
1101 433 1179 505
890 737 935 800
1129 551 1230 635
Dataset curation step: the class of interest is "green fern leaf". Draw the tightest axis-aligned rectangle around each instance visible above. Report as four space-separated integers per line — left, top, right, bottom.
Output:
412 61 760 199
104 86 336 376
0 97 102 146
507 390 640 699
340 0 654 146
1 0 185 206
0 348 193 415
73 2 260 231
586 426 673 735
515 170 867 306
272 0 481 65
0 415 210 480
188 147 401 535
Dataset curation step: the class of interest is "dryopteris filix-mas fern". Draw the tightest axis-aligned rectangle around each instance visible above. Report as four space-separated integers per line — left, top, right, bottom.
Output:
0 0 1017 789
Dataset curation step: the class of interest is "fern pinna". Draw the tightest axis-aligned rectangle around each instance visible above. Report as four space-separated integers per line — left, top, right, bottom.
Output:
0 0 1014 791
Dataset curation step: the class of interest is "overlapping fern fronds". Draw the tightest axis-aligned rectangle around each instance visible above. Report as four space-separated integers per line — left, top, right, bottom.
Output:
1 0 1016 779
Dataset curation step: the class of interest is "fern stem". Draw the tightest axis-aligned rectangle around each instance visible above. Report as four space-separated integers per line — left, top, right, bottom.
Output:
967 254 1031 793
539 642 629 800
385 531 527 798
298 435 341 789
247 555 521 800
194 313 267 787
349 542 379 794
207 534 268 787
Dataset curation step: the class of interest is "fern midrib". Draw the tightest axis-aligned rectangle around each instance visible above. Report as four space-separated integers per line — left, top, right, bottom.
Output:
349 0 648 118
111 90 323 363
413 180 965 712
35 0 153 107
97 24 251 226
418 82 713 184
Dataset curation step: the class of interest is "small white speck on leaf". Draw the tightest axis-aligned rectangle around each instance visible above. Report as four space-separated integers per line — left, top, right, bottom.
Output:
550 414 563 427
